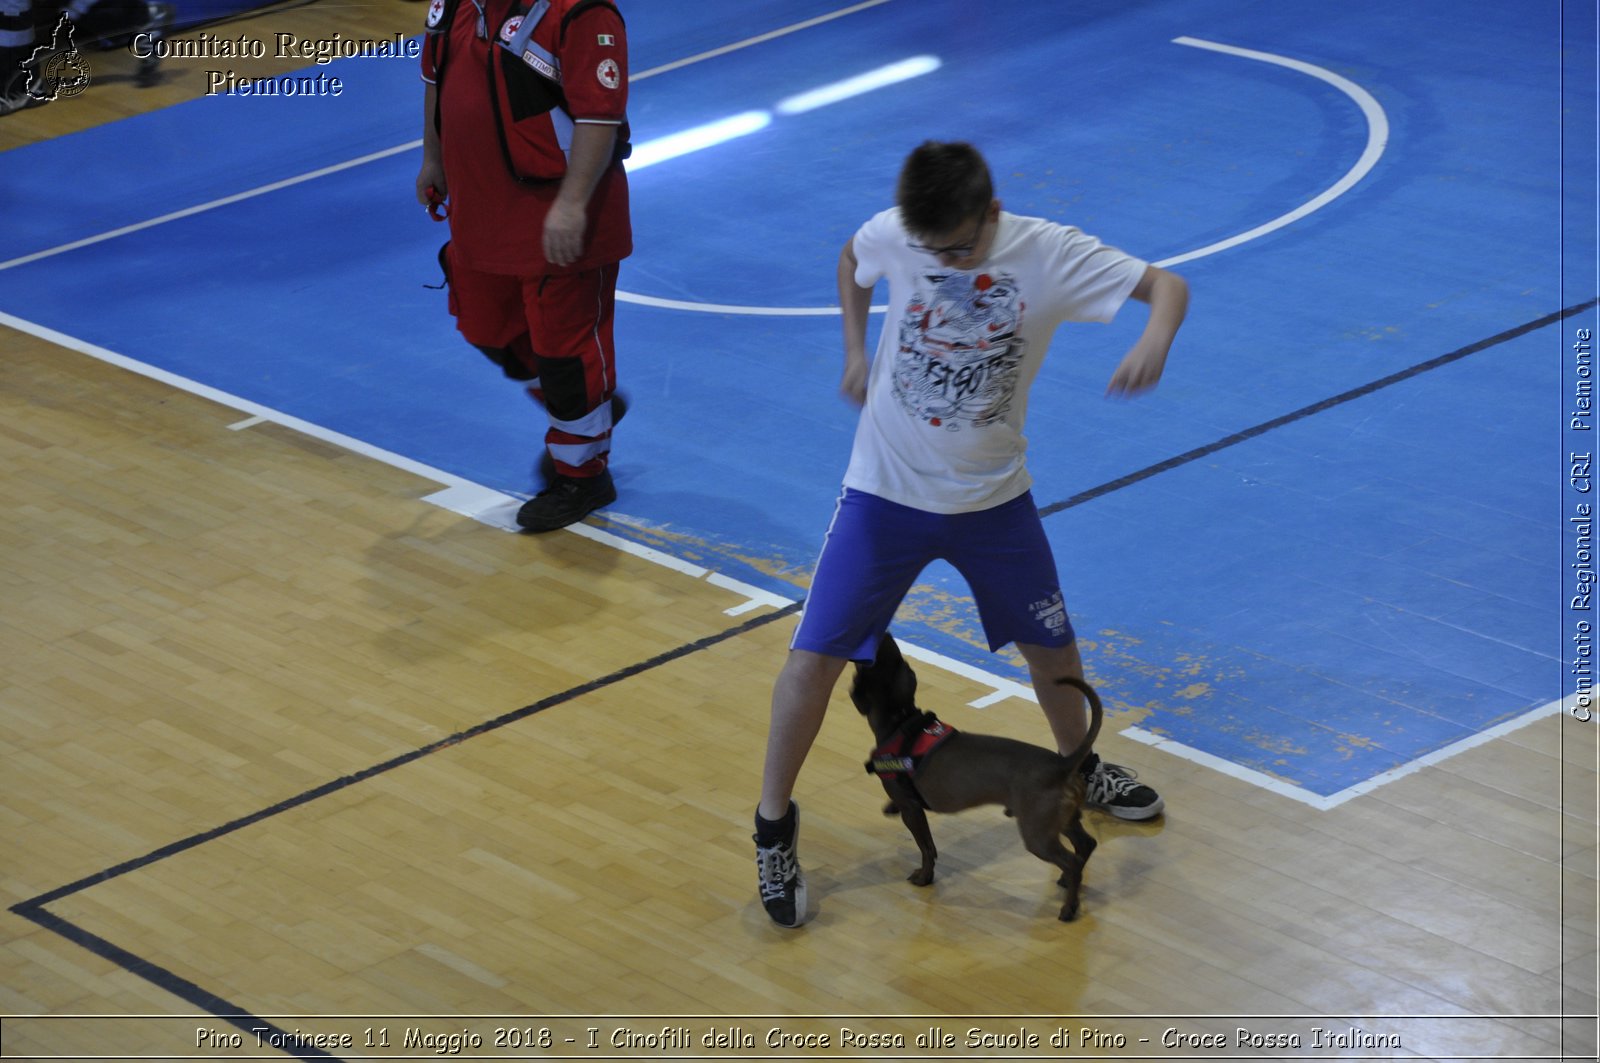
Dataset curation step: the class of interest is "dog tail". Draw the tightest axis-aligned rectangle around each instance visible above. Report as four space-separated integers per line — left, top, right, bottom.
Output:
1054 675 1104 778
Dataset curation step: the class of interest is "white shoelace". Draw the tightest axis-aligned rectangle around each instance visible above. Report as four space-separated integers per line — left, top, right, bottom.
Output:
756 845 797 901
1089 764 1143 799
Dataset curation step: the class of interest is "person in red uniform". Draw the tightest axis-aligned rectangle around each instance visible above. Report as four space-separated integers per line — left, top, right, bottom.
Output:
417 0 632 532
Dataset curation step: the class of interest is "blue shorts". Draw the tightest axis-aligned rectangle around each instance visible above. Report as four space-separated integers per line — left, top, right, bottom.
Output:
792 488 1075 661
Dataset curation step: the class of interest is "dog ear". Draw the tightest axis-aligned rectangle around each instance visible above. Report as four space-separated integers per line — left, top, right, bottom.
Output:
894 660 918 705
848 661 871 714
876 631 905 667
876 634 919 705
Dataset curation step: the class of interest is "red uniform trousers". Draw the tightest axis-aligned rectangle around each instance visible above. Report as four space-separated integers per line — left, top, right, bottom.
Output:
446 247 621 478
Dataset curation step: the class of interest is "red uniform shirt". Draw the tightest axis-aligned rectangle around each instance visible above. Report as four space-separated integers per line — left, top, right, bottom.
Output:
423 0 632 275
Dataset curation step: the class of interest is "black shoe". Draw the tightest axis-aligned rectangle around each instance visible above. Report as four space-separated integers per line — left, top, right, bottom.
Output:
753 802 807 928
515 470 615 532
536 392 629 486
1083 753 1164 820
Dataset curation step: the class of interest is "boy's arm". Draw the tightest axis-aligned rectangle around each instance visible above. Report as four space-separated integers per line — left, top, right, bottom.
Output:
1107 265 1188 397
838 237 874 406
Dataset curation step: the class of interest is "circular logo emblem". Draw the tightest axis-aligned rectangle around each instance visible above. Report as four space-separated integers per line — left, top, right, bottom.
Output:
499 15 522 42
426 0 445 26
596 57 620 89
44 50 91 99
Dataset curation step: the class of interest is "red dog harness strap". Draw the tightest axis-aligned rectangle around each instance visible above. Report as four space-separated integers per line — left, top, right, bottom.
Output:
866 711 956 780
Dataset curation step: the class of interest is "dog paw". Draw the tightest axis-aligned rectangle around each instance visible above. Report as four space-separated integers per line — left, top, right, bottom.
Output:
908 869 934 887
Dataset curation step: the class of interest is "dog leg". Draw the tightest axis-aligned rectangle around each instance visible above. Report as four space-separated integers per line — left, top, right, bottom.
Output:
1064 811 1097 864
1018 814 1086 921
1055 816 1096 922
1052 848 1085 922
883 780 937 886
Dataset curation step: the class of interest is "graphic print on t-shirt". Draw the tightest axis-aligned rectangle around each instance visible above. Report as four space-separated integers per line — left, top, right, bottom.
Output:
891 269 1027 430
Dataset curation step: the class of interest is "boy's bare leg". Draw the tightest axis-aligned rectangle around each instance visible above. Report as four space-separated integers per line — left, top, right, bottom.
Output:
758 649 849 821
1015 639 1087 754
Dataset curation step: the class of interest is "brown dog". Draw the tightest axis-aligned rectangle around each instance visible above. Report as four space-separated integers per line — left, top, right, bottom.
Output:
850 632 1103 921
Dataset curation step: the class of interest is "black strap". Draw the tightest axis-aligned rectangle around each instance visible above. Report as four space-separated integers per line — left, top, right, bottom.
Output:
425 0 467 139
485 0 628 185
433 0 628 185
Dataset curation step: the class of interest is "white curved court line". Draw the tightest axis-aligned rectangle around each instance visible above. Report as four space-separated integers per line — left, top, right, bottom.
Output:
0 0 895 273
0 18 1538 809
1158 36 1390 267
615 35 1391 316
0 32 1387 290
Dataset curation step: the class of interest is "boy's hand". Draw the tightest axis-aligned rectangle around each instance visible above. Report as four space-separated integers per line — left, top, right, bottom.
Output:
1106 340 1168 397
1112 266 1187 397
840 353 868 406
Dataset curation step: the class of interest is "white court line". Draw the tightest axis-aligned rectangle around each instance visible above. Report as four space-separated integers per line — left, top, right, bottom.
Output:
0 0 899 624
0 0 895 274
0 142 421 273
0 32 1384 286
1159 36 1390 267
898 643 1035 709
9 19 1544 807
612 35 1391 315
1 309 479 489
631 0 893 80
1122 697 1571 811
6 306 1569 800
2 304 797 615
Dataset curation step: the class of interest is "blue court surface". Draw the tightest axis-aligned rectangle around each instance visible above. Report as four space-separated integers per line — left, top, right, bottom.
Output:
3 0 1593 805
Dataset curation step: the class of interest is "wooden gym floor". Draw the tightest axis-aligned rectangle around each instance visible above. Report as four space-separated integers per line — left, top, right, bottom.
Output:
1 2 1596 1060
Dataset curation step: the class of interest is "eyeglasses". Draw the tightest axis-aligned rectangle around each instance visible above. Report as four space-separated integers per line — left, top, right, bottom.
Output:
908 217 986 259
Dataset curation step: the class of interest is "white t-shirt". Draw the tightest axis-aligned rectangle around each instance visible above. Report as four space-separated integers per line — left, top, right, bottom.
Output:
843 207 1147 513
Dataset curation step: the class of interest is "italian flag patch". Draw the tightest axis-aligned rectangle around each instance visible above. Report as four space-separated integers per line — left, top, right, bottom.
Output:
596 33 615 45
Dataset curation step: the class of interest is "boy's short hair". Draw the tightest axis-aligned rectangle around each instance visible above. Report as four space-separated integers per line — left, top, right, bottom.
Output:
896 141 994 237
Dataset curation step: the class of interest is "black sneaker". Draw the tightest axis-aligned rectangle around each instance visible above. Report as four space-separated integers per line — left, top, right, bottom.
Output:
515 470 615 532
1083 754 1164 820
535 392 629 486
753 802 807 928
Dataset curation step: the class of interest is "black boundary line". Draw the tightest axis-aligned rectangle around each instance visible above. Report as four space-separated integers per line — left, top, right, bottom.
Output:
12 906 339 1060
9 299 1592 1055
7 601 801 1059
14 600 799 911
1037 297 1600 518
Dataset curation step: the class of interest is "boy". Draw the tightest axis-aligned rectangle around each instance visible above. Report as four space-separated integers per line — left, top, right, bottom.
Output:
754 141 1189 928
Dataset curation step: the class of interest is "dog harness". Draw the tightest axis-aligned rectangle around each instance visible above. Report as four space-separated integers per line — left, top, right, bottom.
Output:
866 711 957 807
